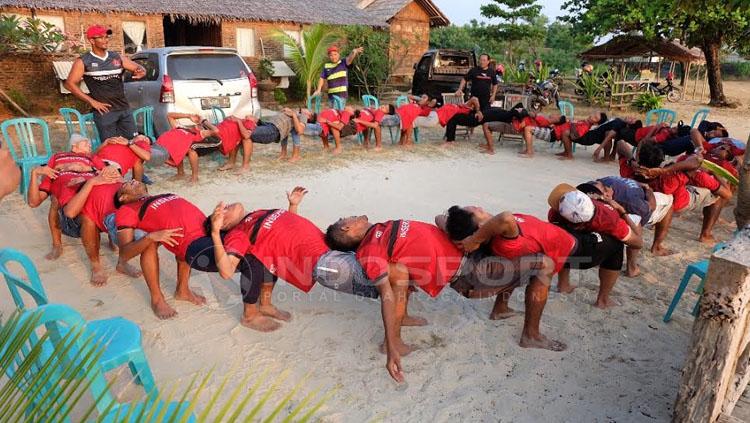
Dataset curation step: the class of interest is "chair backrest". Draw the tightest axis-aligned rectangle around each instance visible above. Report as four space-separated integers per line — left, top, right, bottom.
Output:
362 95 379 108
132 106 155 142
0 248 49 308
211 106 226 124
0 118 53 163
558 100 575 118
441 93 464 105
395 95 409 107
330 95 345 110
80 113 101 149
307 94 322 114
59 107 85 140
645 108 677 126
690 108 710 128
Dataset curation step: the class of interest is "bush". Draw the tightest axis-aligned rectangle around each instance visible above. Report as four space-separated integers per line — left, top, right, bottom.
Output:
632 92 664 112
274 88 287 104
342 25 393 97
258 57 274 80
721 62 750 80
0 16 65 53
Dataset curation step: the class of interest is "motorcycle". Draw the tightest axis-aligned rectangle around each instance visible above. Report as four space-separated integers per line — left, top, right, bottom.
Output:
528 69 561 111
640 74 683 102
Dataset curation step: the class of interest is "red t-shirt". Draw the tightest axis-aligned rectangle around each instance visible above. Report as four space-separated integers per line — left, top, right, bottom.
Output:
490 214 576 274
354 108 381 132
223 209 329 292
318 109 342 138
81 182 122 232
619 157 636 179
436 104 471 127
156 128 204 166
397 104 422 131
635 126 672 143
115 194 206 260
648 172 690 212
48 152 105 171
419 105 432 117
339 110 354 124
356 220 463 298
548 201 631 241
95 139 151 175
39 171 96 207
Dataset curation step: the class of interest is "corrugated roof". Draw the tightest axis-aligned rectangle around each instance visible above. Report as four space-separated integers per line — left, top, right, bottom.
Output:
1 0 449 27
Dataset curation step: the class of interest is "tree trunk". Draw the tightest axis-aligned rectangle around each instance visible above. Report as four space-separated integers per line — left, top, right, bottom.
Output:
702 39 728 106
734 133 750 229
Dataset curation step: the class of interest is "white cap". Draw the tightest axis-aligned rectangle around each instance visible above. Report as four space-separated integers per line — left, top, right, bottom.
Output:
69 133 89 145
559 190 595 223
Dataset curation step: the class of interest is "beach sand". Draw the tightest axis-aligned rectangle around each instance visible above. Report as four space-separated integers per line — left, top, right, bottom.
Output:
0 109 741 421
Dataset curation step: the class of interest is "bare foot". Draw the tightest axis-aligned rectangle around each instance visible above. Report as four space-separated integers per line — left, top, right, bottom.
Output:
594 298 620 309
116 261 142 278
554 151 567 157
151 299 178 319
489 308 521 320
237 166 251 173
651 246 675 256
402 315 428 326
401 144 414 151
624 264 641 278
518 152 534 158
698 234 716 244
557 284 576 294
441 142 455 149
241 314 281 332
218 163 235 171
557 154 574 161
90 268 108 287
520 334 567 351
175 289 207 306
45 245 62 260
379 340 414 356
288 155 301 163
332 148 342 155
189 176 199 184
168 174 186 182
259 305 292 321
480 149 496 155
277 154 288 161
374 146 383 152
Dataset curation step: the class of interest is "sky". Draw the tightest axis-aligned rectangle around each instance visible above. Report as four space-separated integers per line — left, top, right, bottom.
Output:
432 0 568 25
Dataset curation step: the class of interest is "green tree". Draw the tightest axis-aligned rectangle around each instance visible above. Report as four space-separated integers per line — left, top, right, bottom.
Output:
540 21 594 73
342 25 392 97
563 0 750 106
479 0 544 64
273 24 343 99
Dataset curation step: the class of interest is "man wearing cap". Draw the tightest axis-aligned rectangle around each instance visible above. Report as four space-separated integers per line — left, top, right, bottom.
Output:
313 45 364 108
548 184 644 308
65 25 146 140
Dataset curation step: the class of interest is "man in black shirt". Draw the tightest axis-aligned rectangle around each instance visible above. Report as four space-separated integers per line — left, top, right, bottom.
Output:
65 25 146 140
455 54 497 111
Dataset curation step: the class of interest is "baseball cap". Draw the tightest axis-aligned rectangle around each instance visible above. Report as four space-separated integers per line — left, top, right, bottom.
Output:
547 183 577 210
559 190 595 223
86 25 113 39
327 45 339 54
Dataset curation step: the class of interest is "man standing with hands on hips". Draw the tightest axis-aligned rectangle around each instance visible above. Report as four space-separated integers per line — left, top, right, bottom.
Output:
455 53 498 111
313 45 364 108
65 25 146 140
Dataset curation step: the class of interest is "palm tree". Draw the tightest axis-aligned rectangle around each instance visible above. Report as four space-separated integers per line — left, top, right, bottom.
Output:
272 24 343 99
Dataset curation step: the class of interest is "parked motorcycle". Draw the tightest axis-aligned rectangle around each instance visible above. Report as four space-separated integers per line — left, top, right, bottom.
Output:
640 73 683 102
528 69 561 111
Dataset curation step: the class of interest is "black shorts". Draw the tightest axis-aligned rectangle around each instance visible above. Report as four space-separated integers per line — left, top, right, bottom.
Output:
565 231 624 271
619 126 638 146
576 129 604 146
58 207 82 238
93 109 137 140
250 123 280 144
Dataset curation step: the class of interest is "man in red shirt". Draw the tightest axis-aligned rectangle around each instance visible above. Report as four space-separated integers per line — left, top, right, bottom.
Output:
114 180 209 319
156 112 222 183
325 216 534 383
95 134 151 181
352 108 386 150
317 107 357 154
557 112 607 160
547 184 644 307
214 116 257 172
441 206 573 353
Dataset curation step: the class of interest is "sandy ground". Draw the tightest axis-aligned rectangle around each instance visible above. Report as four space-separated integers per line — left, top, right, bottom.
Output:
0 114 741 422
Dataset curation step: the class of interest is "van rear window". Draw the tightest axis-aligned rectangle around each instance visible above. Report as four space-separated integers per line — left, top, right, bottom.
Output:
167 54 248 80
434 54 471 75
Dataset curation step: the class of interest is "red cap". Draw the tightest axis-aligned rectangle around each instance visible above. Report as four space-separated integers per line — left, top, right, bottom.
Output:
327 45 339 54
86 25 112 39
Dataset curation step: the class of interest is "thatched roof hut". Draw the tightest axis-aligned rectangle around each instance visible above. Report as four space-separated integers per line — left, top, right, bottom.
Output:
580 35 705 64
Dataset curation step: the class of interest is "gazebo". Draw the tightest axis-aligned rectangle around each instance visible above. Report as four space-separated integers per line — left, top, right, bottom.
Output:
580 35 708 106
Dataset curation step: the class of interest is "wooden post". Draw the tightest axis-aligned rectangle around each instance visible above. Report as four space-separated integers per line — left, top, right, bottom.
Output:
673 230 750 422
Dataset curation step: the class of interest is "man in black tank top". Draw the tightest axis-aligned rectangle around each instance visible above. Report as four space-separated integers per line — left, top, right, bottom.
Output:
65 25 146 140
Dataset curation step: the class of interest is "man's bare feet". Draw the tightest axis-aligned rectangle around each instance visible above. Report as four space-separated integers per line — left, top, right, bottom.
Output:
440 142 455 148
116 261 142 278
241 314 281 332
277 153 288 161
189 176 199 184
373 146 383 152
520 334 567 351
489 308 521 320
90 268 108 287
401 144 414 151
259 304 292 321
518 152 534 158
594 298 619 309
151 299 178 319
557 154 574 160
238 165 251 173
45 245 62 260
557 284 576 294
379 339 414 356
218 163 235 171
698 234 717 244
332 147 342 155
175 289 207 306
288 155 301 163
401 315 428 326
625 263 641 278
650 246 675 256
480 149 496 155
168 174 186 182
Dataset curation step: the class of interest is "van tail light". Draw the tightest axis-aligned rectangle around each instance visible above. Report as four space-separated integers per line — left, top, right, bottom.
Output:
248 72 258 98
160 75 175 103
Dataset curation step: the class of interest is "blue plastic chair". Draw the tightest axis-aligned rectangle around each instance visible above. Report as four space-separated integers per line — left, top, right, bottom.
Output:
132 106 156 142
1 118 53 201
211 106 226 124
556 100 578 152
362 95 379 108
663 242 726 322
7 304 194 422
0 248 157 394
307 94 322 114
690 108 710 128
395 95 420 143
645 108 677 127
59 108 101 149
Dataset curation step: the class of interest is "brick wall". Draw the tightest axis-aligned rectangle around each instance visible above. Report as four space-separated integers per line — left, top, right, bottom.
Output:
221 21 305 71
0 52 82 114
388 1 430 78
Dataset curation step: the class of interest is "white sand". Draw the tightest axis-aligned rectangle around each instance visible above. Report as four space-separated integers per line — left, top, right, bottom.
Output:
0 130 737 421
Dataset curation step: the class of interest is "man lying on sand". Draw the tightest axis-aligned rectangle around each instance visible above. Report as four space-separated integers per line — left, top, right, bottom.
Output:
547 184 643 307
325 216 537 382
